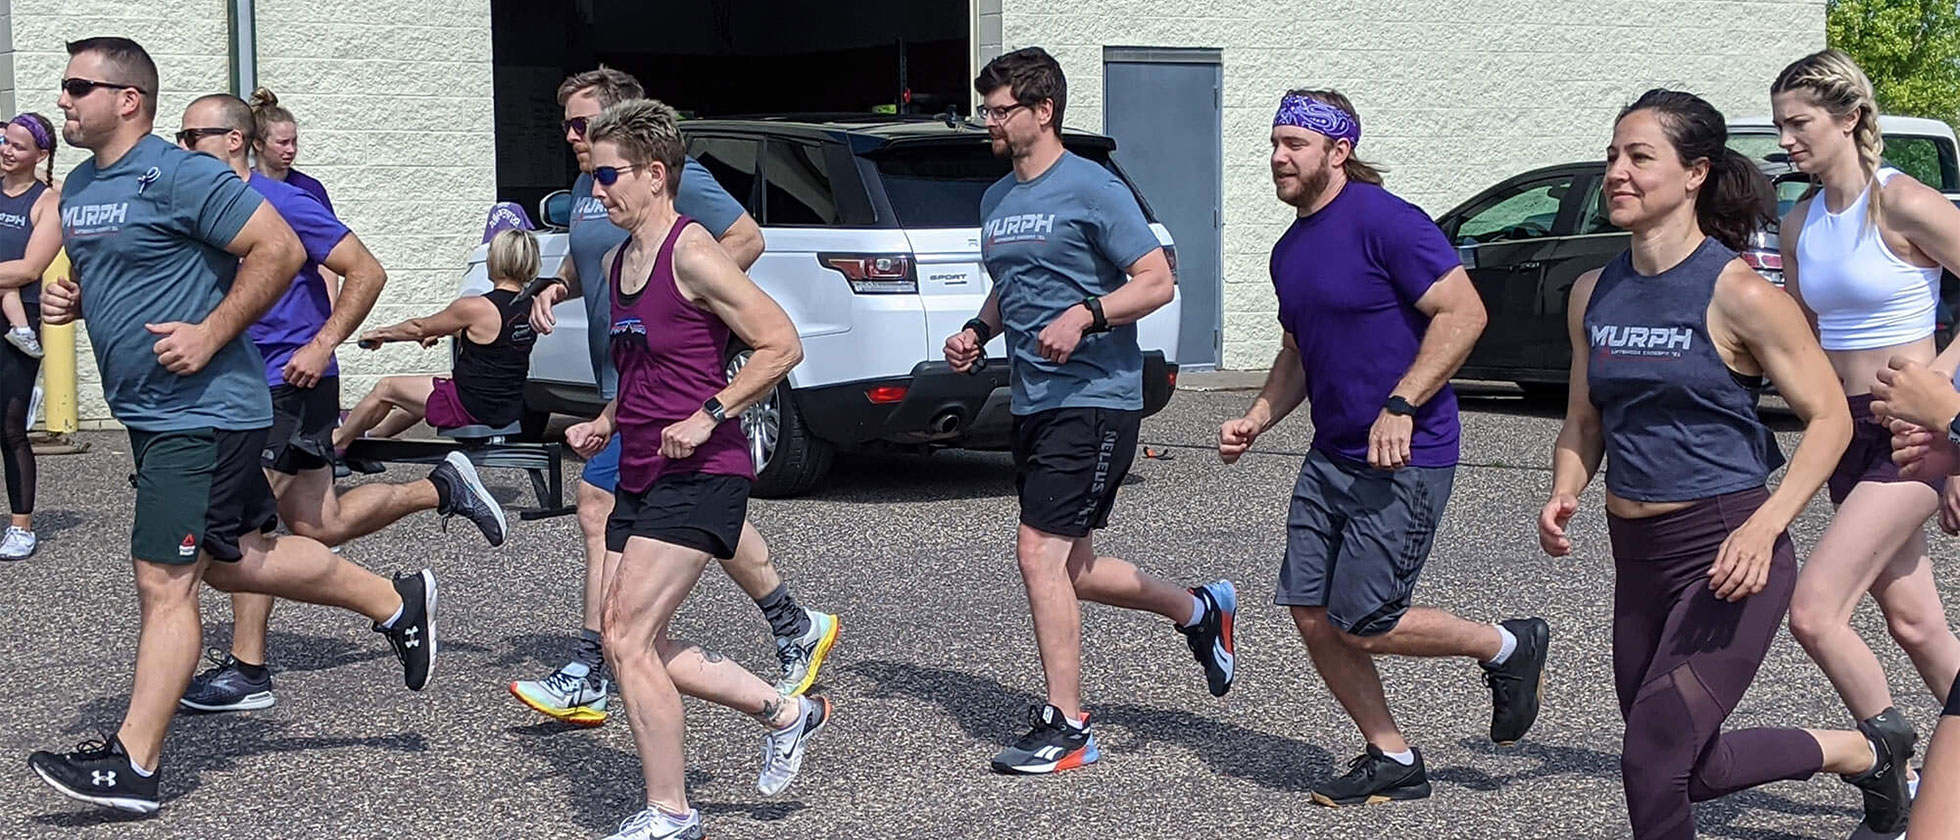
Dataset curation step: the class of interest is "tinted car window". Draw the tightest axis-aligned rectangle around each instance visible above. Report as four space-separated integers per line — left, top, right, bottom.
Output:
1885 136 1948 190
870 141 1152 227
761 141 838 226
687 136 761 213
1453 177 1572 244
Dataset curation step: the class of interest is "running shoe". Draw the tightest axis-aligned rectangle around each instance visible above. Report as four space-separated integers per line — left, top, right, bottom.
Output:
509 664 610 726
757 694 829 796
28 735 159 814
1311 745 1432 807
0 524 36 560
1482 617 1550 745
179 649 275 712
773 609 841 696
1844 706 1916 834
374 569 438 691
600 806 703 840
430 451 506 547
7 326 43 359
1175 579 1237 697
991 704 1098 775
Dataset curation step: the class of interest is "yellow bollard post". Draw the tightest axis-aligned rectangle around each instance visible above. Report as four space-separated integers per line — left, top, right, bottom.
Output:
39 248 76 437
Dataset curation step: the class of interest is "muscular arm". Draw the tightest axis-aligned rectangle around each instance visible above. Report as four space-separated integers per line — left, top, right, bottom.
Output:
1880 180 1960 372
206 203 306 343
0 189 63 289
1716 262 1851 531
1777 201 1821 337
1391 266 1488 405
1241 331 1308 433
1048 248 1175 335
1551 270 1606 497
716 212 765 271
308 232 386 351
368 297 494 345
673 226 802 416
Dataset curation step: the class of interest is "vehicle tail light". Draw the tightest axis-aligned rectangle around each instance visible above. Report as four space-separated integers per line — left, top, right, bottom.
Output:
1741 249 1785 287
819 253 917 294
865 385 908 404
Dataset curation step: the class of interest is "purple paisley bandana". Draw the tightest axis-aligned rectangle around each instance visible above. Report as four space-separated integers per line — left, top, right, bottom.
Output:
7 114 51 151
1273 94 1359 148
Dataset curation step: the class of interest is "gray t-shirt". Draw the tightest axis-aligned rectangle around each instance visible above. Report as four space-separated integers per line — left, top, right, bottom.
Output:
60 135 271 431
569 157 746 399
981 151 1160 415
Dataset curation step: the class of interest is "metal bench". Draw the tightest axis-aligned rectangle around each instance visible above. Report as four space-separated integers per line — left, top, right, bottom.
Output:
340 421 576 521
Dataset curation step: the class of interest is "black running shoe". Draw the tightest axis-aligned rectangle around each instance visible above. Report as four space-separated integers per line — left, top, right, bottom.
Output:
27 735 160 814
990 704 1099 775
1174 579 1237 697
179 649 274 712
1481 617 1549 745
1311 745 1432 807
1844 706 1916 834
374 569 438 691
430 451 506 547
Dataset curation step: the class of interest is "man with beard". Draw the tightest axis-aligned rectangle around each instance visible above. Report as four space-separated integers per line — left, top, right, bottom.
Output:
944 46 1238 776
1216 88 1548 807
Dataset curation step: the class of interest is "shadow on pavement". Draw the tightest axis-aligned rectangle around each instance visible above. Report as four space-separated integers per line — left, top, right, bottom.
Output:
1444 737 1622 789
852 659 1336 793
797 453 1016 506
505 719 807 832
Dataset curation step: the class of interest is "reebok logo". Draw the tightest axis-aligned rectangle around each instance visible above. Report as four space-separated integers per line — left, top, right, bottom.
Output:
178 534 197 557
1033 746 1064 761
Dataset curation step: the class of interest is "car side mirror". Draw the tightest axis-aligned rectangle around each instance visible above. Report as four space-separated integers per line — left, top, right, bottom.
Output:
541 190 573 230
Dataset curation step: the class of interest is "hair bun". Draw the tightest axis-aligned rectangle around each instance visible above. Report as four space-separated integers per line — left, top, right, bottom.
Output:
249 87 278 109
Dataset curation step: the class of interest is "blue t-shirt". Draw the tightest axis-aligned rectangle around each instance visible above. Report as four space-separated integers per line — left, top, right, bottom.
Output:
245 171 351 386
282 168 333 217
1271 181 1464 468
569 156 747 399
980 152 1160 415
61 135 271 431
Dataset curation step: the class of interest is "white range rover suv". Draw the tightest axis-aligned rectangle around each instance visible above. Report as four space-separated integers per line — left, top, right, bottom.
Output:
460 115 1183 497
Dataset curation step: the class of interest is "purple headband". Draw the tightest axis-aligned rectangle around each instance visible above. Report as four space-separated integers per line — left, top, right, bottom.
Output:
7 115 51 151
1273 94 1359 148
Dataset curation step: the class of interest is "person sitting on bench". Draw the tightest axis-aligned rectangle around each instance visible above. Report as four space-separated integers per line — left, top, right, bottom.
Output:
335 228 540 448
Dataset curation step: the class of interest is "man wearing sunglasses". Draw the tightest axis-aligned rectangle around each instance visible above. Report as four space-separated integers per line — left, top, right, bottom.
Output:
26 37 438 816
514 66 839 729
168 92 506 717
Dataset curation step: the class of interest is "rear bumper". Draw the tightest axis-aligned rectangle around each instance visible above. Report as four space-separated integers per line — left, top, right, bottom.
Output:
796 352 1177 450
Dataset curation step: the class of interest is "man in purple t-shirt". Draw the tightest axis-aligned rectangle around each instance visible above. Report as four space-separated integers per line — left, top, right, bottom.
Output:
169 93 507 714
1216 89 1551 807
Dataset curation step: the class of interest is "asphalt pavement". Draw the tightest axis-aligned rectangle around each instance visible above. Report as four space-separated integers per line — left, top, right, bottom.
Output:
0 384 1950 839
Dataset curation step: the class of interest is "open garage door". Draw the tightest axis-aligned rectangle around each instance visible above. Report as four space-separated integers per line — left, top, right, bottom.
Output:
491 0 971 214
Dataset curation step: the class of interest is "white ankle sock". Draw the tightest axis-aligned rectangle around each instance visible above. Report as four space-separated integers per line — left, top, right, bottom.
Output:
1382 748 1416 766
379 603 405 630
128 756 154 777
1183 594 1206 628
1487 624 1518 665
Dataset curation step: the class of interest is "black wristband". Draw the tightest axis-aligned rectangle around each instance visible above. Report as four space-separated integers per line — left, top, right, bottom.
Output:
703 397 727 424
1384 395 1416 416
1082 296 1109 334
963 317 994 344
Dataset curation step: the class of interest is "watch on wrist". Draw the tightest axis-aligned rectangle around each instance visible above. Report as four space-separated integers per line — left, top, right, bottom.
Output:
963 317 994 344
1082 296 1110 334
1384 395 1416 417
1946 412 1960 447
703 397 727 424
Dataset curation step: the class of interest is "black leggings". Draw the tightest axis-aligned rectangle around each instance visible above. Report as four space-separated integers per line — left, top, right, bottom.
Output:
1608 487 1824 839
0 304 38 517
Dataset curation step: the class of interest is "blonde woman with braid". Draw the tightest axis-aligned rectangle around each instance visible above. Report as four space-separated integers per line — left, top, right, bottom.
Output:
1771 49 1960 833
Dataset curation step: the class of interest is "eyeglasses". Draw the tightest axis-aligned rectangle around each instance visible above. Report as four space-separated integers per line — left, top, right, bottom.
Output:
174 127 232 147
977 102 1030 124
593 164 644 186
562 116 591 138
62 77 146 99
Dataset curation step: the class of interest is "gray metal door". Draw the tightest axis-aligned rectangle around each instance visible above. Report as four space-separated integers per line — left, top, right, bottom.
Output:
1103 49 1223 369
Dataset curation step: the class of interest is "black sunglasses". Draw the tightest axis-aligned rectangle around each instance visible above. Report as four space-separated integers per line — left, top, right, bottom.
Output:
175 127 233 146
593 164 644 186
562 116 590 138
62 77 145 99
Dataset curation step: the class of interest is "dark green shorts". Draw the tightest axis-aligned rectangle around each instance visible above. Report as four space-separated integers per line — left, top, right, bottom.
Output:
128 427 278 565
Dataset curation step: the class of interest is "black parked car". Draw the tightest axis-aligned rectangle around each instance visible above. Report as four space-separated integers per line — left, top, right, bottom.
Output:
1439 160 1958 394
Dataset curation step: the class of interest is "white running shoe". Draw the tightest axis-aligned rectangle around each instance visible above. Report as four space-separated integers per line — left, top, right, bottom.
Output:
757 694 830 796
0 525 37 560
600 805 702 840
6 327 42 359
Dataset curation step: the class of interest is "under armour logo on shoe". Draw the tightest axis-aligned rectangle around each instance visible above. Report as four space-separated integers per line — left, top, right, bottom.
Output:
403 627 420 649
92 770 116 787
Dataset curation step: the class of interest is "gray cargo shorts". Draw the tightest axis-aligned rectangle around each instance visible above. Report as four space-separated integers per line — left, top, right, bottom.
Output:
1276 449 1455 637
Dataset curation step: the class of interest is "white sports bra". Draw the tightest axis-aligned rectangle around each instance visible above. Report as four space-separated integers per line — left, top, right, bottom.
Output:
1795 167 1942 351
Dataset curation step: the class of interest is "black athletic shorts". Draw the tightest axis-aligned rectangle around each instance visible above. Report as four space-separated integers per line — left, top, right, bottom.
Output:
129 427 279 565
263 377 340 475
1011 407 1141 539
1947 672 1960 717
605 472 749 559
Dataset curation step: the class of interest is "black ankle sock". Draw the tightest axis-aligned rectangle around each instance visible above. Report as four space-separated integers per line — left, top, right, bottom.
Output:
576 628 606 671
754 583 809 639
234 659 269 681
429 468 454 514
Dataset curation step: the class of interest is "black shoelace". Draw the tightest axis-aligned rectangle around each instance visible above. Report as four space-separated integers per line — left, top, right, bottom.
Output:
63 736 115 762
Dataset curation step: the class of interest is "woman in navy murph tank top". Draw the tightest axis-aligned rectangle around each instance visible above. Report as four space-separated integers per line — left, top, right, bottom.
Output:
1537 89 1907 837
1770 50 1960 808
559 99 829 840
0 112 60 562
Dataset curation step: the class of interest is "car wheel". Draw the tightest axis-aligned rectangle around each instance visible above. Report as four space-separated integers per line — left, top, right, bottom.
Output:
727 344 832 498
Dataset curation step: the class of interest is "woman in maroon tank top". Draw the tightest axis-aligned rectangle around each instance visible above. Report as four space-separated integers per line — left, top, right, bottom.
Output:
559 99 828 840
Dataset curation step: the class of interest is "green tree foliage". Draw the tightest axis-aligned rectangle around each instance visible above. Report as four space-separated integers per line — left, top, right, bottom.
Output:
1826 0 1960 181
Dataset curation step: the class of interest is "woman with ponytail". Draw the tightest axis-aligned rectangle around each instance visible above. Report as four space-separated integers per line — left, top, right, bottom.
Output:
0 112 60 560
1537 88 1904 837
1771 51 1960 825
250 88 340 303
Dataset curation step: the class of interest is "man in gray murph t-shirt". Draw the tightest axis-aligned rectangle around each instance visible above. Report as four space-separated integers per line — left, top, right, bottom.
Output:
25 38 439 816
945 47 1241 775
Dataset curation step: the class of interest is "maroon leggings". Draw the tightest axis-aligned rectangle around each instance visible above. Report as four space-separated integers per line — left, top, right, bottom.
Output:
1608 487 1825 839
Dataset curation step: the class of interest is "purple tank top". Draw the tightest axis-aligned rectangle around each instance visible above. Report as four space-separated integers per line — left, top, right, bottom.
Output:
608 216 753 491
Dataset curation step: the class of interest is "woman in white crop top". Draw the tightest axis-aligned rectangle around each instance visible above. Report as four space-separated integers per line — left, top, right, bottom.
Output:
1773 49 1960 785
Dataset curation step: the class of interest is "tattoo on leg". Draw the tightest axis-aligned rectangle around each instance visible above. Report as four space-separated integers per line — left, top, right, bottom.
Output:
680 643 726 664
754 696 785 725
